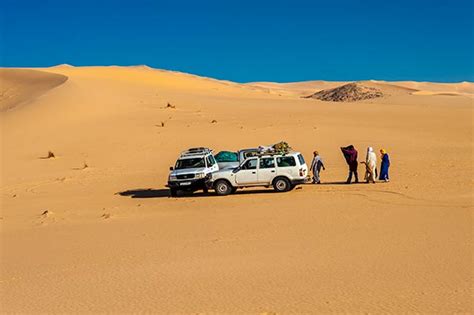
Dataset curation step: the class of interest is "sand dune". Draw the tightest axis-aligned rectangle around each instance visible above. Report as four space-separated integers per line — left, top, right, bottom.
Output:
248 79 474 99
1 66 472 313
0 69 68 111
394 81 474 95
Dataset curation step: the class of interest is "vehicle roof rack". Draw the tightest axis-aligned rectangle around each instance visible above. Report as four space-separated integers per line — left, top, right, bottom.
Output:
180 147 212 157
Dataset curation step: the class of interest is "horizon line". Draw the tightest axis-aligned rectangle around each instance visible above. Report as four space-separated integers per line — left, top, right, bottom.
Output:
1 64 473 85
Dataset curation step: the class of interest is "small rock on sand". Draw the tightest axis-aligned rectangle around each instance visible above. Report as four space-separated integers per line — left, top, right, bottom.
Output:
40 151 56 159
41 210 52 217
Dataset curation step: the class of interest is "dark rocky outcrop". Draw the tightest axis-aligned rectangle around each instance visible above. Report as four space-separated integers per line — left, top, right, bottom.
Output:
305 83 383 102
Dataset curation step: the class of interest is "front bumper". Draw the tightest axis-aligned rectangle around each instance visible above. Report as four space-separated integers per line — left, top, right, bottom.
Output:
167 178 210 191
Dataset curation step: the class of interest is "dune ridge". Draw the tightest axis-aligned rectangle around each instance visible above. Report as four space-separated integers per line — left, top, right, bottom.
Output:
0 69 68 111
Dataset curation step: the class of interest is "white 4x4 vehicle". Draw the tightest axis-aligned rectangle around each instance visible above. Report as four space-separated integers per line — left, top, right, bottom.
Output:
167 148 219 197
209 152 309 195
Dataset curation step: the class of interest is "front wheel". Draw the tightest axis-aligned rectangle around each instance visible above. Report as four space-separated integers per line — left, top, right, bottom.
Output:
170 188 179 197
273 177 291 192
214 180 233 196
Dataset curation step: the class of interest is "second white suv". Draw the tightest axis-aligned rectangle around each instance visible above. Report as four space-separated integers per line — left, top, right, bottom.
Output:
208 152 309 195
167 147 219 197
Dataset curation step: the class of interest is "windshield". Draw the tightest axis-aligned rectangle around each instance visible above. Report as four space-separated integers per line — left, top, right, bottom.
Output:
175 158 205 169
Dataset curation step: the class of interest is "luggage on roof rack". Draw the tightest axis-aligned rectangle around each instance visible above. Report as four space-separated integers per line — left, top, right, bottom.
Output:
257 141 293 155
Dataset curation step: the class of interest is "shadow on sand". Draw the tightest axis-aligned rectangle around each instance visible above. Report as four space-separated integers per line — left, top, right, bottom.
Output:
317 181 359 185
117 189 171 198
117 182 368 199
117 188 280 199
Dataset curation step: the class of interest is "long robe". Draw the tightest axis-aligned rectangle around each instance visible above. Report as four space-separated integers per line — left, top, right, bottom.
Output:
310 155 324 183
364 149 377 183
379 153 390 180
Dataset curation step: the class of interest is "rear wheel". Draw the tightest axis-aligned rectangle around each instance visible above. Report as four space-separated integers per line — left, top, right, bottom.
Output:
273 177 291 192
214 180 233 196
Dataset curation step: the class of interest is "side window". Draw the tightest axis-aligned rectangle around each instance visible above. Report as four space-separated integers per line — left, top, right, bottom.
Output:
259 157 275 169
206 155 216 166
244 151 257 159
297 154 305 165
277 156 296 167
241 158 257 170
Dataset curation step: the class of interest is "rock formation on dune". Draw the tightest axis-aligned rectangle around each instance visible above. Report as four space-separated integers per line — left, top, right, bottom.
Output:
305 82 383 102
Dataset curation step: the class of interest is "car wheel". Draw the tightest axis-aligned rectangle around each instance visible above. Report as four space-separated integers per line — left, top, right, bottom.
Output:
170 188 179 197
214 180 233 196
273 177 290 192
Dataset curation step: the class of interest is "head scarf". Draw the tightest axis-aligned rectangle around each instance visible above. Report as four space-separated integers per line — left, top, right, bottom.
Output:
380 148 387 155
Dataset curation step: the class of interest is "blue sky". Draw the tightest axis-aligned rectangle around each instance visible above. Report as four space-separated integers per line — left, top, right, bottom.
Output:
0 0 472 82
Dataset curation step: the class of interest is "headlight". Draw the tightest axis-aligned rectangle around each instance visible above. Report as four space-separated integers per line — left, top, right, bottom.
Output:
168 175 177 181
195 172 206 179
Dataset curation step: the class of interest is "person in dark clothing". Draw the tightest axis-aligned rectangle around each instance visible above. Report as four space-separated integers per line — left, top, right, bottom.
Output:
341 145 359 184
379 148 390 182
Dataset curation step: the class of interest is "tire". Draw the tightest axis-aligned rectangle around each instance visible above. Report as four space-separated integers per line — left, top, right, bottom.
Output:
170 188 179 197
214 180 233 196
273 177 291 192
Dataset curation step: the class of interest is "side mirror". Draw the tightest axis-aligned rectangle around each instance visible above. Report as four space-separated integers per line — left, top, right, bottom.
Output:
169 166 174 171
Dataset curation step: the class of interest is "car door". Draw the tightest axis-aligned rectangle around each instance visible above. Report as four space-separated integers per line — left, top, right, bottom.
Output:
258 157 276 184
235 158 258 184
206 155 219 172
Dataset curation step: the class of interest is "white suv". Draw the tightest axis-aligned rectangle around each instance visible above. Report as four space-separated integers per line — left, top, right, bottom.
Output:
208 152 309 195
167 148 219 197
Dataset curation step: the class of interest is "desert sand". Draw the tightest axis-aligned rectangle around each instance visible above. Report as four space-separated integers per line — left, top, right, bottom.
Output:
1 66 472 313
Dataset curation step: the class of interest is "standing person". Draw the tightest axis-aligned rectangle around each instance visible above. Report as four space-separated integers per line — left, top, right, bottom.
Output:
379 149 390 182
310 151 325 184
340 145 359 184
360 147 377 183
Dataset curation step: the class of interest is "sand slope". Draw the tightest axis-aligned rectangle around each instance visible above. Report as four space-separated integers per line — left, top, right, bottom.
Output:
0 69 68 111
1 66 472 313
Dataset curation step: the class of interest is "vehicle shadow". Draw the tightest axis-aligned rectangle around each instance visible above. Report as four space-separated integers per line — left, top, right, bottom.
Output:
117 188 279 199
117 188 171 198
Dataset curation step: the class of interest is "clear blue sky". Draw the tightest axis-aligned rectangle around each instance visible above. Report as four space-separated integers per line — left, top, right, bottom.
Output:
1 0 472 82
